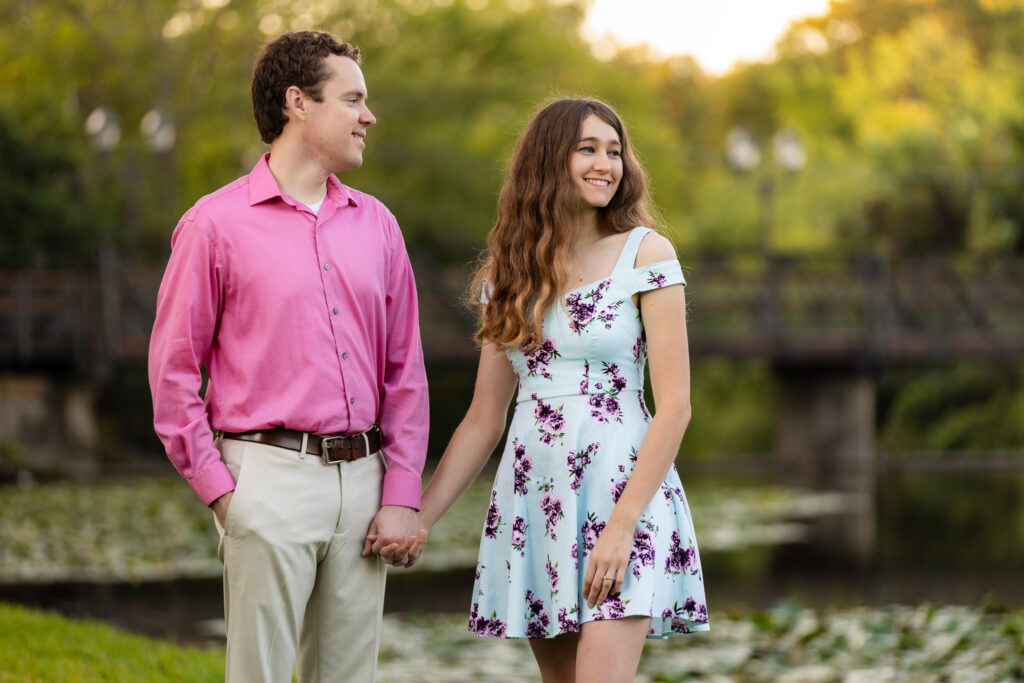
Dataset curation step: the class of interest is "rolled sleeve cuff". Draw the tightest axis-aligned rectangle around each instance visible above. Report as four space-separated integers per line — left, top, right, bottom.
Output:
189 459 237 507
381 470 423 510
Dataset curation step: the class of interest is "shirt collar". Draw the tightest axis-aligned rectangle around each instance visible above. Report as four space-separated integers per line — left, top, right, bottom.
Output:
248 153 358 208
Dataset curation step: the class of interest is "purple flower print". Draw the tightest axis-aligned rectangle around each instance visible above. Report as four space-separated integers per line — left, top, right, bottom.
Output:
579 360 590 394
610 477 628 503
663 598 709 631
602 396 622 422
523 337 560 380
557 607 580 633
665 530 696 576
511 516 527 556
484 490 503 539
629 528 655 579
525 590 552 638
512 439 532 495
568 442 599 491
581 512 606 554
540 493 564 539
638 392 651 422
566 280 623 334
571 542 579 570
588 362 626 424
545 556 559 594
532 395 566 445
593 593 628 620
565 292 597 333
632 336 646 365
469 602 508 638
647 271 668 289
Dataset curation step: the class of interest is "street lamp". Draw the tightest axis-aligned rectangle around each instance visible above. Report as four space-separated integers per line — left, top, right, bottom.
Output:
725 126 806 254
140 109 176 153
84 106 121 152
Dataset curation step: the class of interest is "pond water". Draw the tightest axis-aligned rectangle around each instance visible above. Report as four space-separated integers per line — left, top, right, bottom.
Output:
2 465 1022 645
703 466 1024 609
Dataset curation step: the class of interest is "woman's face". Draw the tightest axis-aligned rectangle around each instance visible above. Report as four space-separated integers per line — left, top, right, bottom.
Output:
568 114 623 210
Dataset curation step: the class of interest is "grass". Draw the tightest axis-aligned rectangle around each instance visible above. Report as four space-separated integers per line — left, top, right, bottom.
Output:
0 603 223 682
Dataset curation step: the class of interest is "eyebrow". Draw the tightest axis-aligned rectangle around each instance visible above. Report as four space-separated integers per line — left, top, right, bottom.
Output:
577 136 621 145
340 89 366 99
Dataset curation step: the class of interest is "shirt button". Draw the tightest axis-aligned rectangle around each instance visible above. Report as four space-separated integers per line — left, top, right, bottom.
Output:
342 352 349 359
332 307 339 315
324 263 331 270
350 397 356 404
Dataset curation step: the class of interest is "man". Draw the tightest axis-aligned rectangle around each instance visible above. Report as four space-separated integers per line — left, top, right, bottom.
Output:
148 31 428 682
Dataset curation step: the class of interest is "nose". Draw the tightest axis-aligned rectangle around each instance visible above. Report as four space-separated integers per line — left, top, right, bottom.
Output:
361 104 376 127
593 151 610 172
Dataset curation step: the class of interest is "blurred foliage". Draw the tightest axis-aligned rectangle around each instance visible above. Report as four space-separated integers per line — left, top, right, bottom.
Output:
3 0 1022 262
878 361 1024 451
2 0 1023 452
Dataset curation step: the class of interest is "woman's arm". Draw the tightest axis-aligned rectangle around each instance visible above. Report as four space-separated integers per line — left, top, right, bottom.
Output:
584 232 692 607
419 342 519 529
374 342 518 566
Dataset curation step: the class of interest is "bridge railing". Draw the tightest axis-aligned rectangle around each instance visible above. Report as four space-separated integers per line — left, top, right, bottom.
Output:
687 254 1024 363
2 254 1023 374
0 270 100 371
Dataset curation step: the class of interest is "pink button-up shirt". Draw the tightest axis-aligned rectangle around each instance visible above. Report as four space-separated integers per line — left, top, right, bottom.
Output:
149 154 429 508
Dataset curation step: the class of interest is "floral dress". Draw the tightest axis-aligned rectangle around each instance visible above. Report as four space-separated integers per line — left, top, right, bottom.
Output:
469 226 709 640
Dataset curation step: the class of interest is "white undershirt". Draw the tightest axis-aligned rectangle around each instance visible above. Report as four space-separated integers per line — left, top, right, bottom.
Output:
306 190 328 215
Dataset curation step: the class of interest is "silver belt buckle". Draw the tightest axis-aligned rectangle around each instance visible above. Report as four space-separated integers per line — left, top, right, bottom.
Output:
320 430 373 465
320 435 348 465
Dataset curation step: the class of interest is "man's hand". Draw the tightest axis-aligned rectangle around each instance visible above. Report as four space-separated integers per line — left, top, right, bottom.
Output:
211 491 234 528
362 505 424 567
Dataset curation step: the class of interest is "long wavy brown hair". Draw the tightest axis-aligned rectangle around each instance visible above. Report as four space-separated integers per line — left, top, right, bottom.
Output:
471 97 658 351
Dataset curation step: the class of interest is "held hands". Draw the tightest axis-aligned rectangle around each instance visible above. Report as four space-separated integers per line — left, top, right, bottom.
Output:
362 505 429 568
582 518 634 608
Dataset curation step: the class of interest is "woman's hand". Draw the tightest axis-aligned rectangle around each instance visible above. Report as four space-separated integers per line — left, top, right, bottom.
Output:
369 524 428 568
582 518 635 608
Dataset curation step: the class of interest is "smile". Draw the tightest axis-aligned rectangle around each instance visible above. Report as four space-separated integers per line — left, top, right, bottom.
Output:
584 178 611 186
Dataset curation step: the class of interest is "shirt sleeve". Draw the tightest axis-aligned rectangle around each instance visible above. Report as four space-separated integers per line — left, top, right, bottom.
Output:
378 216 430 509
633 259 686 293
148 217 236 506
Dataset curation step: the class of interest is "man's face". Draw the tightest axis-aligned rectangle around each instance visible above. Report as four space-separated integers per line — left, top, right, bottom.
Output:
303 54 376 173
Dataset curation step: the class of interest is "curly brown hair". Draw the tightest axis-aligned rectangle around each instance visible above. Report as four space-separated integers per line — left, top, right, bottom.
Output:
471 98 658 352
251 31 360 144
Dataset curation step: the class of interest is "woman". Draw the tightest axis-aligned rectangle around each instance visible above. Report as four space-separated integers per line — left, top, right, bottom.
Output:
397 98 708 681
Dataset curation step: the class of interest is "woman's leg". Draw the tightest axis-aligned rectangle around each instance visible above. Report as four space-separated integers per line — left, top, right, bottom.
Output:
574 616 651 683
529 631 580 683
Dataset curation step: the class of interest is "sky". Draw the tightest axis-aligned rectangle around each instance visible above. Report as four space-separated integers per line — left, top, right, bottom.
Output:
581 0 833 74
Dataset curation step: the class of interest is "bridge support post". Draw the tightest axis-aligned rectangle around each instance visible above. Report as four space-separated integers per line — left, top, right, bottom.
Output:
775 365 876 559
0 374 100 480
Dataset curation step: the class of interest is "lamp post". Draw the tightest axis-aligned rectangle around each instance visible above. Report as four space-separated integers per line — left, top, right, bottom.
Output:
84 104 175 370
724 127 806 255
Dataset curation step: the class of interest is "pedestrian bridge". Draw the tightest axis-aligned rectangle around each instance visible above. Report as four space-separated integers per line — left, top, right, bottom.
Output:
2 254 1023 485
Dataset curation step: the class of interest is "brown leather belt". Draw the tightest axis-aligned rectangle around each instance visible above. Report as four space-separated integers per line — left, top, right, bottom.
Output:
222 425 381 465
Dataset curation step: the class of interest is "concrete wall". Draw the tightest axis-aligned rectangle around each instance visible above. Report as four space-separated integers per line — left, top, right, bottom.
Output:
0 374 99 480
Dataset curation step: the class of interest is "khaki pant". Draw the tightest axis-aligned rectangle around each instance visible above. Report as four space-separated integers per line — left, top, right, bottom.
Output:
214 438 387 683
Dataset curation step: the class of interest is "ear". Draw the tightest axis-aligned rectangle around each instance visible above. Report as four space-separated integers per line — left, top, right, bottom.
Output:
283 85 309 122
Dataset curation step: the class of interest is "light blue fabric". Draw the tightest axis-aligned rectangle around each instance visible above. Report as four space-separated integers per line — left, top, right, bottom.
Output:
469 226 709 640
